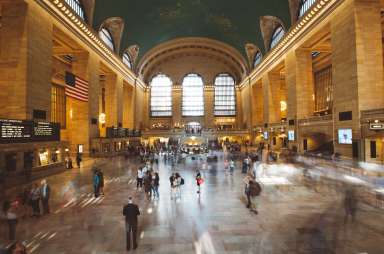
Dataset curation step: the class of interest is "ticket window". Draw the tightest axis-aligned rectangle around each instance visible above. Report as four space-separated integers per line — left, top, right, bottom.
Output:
38 149 49 166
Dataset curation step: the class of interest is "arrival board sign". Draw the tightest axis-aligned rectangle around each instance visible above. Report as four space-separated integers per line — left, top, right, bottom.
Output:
0 119 60 143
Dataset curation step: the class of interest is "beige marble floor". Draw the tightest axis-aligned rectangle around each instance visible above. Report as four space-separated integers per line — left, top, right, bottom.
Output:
1 152 384 254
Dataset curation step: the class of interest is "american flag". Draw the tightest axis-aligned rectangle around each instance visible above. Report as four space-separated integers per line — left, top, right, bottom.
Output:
65 72 88 102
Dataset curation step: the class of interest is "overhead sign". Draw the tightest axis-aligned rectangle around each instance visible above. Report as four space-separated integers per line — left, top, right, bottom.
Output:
370 123 384 130
0 119 60 144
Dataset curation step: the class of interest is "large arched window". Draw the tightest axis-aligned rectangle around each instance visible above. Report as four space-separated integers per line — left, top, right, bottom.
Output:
253 51 262 68
214 74 236 116
123 53 132 69
99 28 114 50
150 74 173 117
65 0 86 21
182 74 204 116
270 26 285 49
298 0 317 18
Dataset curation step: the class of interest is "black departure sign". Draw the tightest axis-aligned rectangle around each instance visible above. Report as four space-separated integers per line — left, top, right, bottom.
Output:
0 119 60 144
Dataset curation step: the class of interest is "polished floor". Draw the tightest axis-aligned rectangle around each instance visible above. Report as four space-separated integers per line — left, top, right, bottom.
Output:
1 152 384 254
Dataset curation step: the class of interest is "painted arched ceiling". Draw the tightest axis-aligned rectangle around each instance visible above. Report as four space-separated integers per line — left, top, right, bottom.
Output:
92 0 291 59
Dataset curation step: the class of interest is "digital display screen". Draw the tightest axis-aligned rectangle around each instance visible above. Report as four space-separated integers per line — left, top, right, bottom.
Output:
338 129 352 144
0 119 60 144
288 130 295 141
263 131 268 139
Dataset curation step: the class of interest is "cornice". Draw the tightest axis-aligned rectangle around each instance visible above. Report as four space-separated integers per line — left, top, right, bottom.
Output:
239 0 341 90
34 0 146 89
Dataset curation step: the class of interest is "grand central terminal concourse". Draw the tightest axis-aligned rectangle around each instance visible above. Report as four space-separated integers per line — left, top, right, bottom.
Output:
1 0 384 253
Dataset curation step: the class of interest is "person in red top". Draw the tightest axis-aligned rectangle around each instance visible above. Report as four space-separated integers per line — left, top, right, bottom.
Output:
195 171 203 194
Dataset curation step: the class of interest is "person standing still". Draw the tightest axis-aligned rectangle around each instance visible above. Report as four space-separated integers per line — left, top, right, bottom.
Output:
123 197 140 251
98 170 105 196
76 153 82 168
93 170 100 198
30 184 41 217
40 179 50 214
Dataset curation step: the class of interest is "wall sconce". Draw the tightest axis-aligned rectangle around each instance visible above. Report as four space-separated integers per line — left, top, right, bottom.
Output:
280 101 287 112
99 113 106 124
69 108 73 119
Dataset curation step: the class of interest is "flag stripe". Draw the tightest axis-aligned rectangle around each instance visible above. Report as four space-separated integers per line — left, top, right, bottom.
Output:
65 74 89 102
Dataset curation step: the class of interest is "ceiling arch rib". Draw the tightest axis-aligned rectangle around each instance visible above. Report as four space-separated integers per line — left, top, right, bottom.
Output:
259 16 287 51
138 38 248 84
99 17 125 53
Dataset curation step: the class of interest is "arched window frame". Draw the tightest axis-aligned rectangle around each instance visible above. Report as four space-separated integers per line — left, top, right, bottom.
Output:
150 74 173 117
64 0 86 21
270 26 285 49
182 73 205 117
99 28 115 50
253 51 262 68
123 53 132 69
214 73 236 116
298 0 317 19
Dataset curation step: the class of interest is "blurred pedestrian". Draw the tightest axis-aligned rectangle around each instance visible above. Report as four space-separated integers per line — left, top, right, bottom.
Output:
40 179 50 215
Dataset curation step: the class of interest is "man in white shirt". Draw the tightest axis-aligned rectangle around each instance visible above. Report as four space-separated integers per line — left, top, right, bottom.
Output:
136 168 144 190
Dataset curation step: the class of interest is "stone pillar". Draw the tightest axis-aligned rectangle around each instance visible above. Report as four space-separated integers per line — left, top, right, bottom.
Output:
241 85 251 129
251 81 264 126
262 72 281 124
172 85 182 127
104 73 118 127
87 53 100 139
285 49 314 152
331 0 384 159
285 49 314 120
0 1 52 120
204 86 214 128
123 82 135 129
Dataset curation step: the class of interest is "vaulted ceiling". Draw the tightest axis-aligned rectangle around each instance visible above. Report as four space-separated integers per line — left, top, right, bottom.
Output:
92 0 292 59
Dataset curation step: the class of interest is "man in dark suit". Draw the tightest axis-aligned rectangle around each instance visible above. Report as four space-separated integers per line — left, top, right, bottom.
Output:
123 197 140 251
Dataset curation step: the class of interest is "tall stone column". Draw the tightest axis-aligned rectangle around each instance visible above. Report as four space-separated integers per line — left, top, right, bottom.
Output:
262 72 281 125
204 86 214 128
104 73 118 127
0 1 52 120
285 49 314 152
331 0 384 159
172 85 182 127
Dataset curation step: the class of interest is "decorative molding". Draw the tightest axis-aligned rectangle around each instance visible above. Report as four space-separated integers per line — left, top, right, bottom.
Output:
137 37 248 84
99 17 125 53
35 0 146 89
240 0 339 90
259 15 287 51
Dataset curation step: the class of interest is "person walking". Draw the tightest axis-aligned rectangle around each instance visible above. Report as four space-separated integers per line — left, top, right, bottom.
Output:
344 188 357 224
76 153 82 168
136 167 143 190
143 171 152 200
30 184 41 217
123 197 140 251
97 170 105 196
40 179 50 215
195 171 203 194
153 172 160 199
93 170 100 198
3 201 17 241
229 159 235 175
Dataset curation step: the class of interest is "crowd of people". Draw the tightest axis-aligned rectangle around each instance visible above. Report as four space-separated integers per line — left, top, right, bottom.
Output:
1 179 51 253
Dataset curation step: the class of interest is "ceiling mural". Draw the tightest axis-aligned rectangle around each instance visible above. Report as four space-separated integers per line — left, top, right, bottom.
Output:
93 0 291 59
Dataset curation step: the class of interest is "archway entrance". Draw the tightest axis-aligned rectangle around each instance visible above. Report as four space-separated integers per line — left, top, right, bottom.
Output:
185 122 202 134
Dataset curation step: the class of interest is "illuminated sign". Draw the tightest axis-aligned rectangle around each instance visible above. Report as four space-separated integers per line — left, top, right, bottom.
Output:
370 123 384 130
288 130 295 141
0 119 60 144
